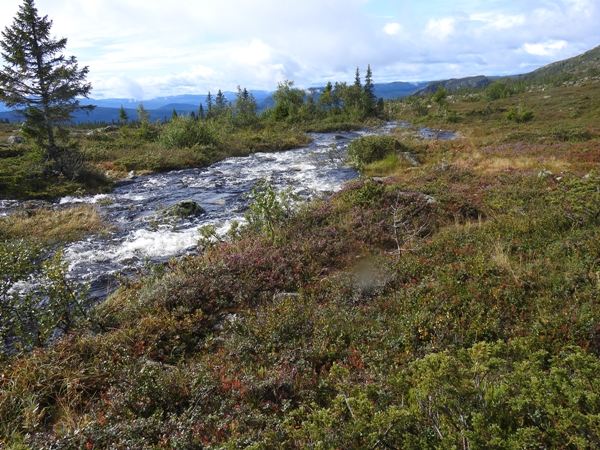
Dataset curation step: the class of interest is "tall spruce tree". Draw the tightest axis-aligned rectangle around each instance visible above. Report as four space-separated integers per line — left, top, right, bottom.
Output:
364 65 375 103
205 91 213 117
215 89 227 108
354 67 362 88
0 0 94 163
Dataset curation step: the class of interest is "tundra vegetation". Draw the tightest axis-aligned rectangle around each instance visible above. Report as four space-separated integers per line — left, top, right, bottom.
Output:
1 65 599 447
2 4 600 444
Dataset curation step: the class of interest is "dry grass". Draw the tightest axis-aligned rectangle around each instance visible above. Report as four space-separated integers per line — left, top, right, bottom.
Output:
0 205 107 245
471 154 570 173
386 82 600 179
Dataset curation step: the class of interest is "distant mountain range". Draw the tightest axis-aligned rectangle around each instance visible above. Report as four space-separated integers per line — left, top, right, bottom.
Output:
0 82 431 123
1 44 599 124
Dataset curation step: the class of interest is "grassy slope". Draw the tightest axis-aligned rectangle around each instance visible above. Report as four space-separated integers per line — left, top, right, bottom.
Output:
2 81 600 448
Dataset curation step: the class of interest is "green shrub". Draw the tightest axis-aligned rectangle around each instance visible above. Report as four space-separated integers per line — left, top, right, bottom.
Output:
348 135 405 165
506 105 534 123
244 179 299 242
445 109 462 123
0 242 90 354
157 116 218 149
484 79 526 101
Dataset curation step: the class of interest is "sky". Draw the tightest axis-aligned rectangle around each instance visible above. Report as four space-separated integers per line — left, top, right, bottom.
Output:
1 0 599 100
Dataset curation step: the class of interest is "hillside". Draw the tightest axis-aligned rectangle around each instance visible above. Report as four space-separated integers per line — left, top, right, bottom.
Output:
413 75 497 95
522 44 600 84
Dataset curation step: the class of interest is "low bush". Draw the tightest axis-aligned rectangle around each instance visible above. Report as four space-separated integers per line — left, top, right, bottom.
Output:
505 105 534 123
157 116 218 149
348 135 406 165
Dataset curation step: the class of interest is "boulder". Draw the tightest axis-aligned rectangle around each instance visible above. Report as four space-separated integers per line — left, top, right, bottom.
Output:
7 136 23 146
401 151 421 167
164 200 205 218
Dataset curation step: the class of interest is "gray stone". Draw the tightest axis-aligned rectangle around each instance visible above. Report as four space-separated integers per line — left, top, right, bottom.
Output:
401 152 421 167
7 136 23 145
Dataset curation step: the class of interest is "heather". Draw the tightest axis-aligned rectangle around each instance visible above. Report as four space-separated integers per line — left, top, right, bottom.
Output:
1 78 600 448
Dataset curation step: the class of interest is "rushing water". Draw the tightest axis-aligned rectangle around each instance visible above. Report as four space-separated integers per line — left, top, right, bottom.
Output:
0 122 455 300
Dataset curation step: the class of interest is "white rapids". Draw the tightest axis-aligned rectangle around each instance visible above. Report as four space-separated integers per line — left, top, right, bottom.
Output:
1 122 455 300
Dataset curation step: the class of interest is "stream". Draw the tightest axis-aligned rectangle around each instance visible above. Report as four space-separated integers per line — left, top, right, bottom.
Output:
1 122 456 301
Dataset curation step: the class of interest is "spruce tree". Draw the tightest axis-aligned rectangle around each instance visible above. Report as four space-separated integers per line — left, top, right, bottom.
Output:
364 65 376 103
354 67 362 88
215 89 227 109
0 0 94 163
118 104 128 124
205 92 213 117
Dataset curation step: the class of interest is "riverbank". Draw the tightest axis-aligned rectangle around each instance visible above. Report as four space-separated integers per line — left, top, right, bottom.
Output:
2 81 600 447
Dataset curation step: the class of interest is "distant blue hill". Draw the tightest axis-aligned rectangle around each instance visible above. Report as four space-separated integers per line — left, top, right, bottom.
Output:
0 82 428 124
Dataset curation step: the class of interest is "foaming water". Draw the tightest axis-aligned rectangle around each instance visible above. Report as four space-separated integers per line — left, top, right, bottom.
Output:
1 122 456 300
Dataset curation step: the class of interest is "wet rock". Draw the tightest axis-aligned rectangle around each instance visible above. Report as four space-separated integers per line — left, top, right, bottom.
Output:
164 200 205 218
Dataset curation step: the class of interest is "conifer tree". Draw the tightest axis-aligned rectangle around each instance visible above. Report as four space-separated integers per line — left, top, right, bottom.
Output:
0 0 94 163
354 67 362 88
364 65 376 103
318 81 335 113
215 89 227 109
118 104 128 124
205 91 213 117
233 85 258 125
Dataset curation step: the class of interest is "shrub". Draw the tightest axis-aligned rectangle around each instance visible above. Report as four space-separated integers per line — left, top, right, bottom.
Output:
0 243 90 354
244 179 299 242
484 79 526 101
506 105 534 123
158 116 217 149
348 135 405 165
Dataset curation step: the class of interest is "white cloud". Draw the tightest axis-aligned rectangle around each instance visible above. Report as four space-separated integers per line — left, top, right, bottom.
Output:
230 40 273 66
92 74 146 100
565 0 593 14
524 40 568 56
1 0 599 98
469 13 525 29
425 18 455 40
383 23 402 35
